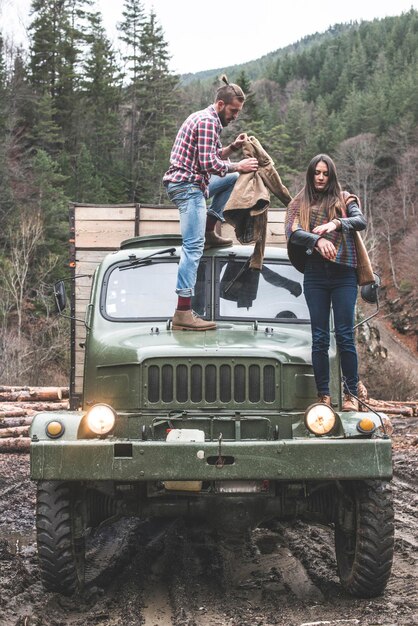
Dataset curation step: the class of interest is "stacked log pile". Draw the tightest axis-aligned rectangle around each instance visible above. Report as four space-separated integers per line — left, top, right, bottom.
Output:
0 386 69 453
358 381 418 416
0 386 416 453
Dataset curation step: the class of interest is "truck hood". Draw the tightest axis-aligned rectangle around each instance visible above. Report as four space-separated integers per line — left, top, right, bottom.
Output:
92 323 313 366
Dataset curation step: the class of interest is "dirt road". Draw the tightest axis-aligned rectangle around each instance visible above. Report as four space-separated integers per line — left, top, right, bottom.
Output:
0 417 417 626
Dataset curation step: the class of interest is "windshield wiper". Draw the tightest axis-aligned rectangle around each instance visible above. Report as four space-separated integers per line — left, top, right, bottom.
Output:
119 247 176 271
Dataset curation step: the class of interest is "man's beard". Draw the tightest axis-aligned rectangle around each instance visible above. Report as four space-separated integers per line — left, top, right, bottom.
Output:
218 109 229 127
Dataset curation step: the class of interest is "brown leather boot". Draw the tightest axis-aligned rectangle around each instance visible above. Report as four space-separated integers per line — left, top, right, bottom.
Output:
342 393 359 412
204 230 233 249
172 309 216 331
317 395 331 406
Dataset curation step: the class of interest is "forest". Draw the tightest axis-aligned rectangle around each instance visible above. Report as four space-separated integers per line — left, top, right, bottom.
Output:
0 1 417 396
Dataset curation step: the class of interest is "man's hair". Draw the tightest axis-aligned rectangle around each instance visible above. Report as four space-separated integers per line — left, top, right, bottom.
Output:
215 74 245 104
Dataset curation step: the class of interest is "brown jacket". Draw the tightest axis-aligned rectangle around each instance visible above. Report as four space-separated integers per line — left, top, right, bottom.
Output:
223 136 292 269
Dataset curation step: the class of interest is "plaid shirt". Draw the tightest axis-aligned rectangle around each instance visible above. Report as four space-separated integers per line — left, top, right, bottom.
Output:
163 105 229 196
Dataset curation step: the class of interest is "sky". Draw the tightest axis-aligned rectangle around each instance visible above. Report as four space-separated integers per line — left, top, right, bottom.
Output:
1 0 417 74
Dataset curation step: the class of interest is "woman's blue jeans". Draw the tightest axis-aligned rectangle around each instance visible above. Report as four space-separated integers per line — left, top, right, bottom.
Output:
166 173 238 296
303 257 359 396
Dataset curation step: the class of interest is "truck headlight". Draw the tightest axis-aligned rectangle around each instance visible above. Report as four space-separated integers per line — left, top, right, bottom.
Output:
86 404 116 435
305 403 337 435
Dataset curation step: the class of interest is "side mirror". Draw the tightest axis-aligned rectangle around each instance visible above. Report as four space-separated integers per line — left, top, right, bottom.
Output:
354 274 381 330
54 280 67 313
360 273 381 305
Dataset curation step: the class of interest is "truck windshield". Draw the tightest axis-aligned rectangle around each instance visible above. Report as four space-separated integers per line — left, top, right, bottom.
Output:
102 256 308 322
103 259 209 320
216 259 309 322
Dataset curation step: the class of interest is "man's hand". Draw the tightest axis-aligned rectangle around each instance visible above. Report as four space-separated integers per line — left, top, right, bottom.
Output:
316 237 337 260
231 133 248 150
237 157 258 173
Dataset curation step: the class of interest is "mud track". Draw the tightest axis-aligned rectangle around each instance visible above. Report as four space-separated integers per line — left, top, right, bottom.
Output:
0 417 417 626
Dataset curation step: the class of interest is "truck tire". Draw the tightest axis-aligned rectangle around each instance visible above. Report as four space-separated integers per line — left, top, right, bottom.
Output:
335 480 394 598
36 481 85 595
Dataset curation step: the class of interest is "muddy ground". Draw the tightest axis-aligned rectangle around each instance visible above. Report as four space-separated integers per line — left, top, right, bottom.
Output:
0 417 417 626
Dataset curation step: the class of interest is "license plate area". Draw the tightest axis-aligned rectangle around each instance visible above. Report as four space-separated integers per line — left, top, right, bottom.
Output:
152 416 271 440
214 480 268 494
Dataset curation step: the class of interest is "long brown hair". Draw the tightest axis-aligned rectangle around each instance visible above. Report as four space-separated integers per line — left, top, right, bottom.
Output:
299 154 345 230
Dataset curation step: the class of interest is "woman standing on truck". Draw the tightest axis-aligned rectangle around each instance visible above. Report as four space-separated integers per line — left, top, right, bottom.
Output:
285 154 367 411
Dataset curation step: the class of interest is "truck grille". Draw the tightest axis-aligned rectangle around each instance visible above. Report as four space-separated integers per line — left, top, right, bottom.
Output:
144 359 278 407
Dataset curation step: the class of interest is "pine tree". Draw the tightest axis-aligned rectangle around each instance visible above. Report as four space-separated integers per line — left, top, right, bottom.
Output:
81 11 124 200
118 3 178 202
284 93 312 170
135 10 178 202
0 35 13 228
118 0 146 199
235 70 258 123
31 92 64 154
29 0 66 97
29 0 94 144
68 142 108 203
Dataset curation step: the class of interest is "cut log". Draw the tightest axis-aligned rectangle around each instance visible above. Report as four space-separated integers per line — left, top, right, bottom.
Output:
0 437 30 452
0 386 68 402
0 401 69 412
0 385 69 395
367 405 413 416
367 398 415 416
0 400 70 417
0 417 33 428
0 426 30 438
0 409 28 418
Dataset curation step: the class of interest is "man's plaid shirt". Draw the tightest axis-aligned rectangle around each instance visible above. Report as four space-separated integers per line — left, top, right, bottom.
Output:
163 105 229 196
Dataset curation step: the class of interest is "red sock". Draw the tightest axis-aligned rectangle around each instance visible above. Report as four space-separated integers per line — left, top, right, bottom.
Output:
177 296 191 311
205 215 217 232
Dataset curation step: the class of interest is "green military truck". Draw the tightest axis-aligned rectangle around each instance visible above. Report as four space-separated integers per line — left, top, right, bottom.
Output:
30 203 394 597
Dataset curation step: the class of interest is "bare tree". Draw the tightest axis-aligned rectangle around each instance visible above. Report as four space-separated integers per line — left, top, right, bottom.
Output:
0 210 60 382
336 133 380 260
1 212 43 342
395 147 417 223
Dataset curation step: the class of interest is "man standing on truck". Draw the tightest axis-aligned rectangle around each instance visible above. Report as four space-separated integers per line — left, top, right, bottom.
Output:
163 76 259 331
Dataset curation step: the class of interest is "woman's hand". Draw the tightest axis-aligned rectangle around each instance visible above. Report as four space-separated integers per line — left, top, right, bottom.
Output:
312 221 337 235
316 237 337 260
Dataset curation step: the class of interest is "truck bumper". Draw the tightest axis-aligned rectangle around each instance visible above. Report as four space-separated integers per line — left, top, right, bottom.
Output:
30 438 392 481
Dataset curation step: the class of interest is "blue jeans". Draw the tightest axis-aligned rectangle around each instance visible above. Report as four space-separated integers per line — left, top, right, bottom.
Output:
166 173 238 296
303 257 358 396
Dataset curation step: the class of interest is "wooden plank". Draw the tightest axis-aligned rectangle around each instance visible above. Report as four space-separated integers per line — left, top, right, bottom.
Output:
75 303 89 319
75 322 87 337
139 207 179 221
75 206 136 221
266 235 286 245
137 221 181 236
73 284 94 301
75 251 112 264
75 353 85 375
268 210 285 223
73 273 93 289
75 220 136 249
